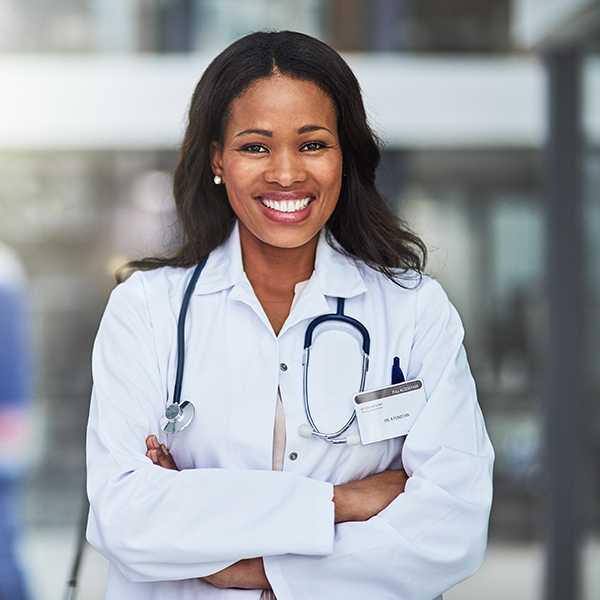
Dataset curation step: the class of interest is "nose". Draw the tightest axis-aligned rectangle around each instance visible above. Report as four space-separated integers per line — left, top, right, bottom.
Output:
263 149 307 187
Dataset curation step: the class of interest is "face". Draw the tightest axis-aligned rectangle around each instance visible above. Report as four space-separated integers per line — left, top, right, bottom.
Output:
211 75 343 252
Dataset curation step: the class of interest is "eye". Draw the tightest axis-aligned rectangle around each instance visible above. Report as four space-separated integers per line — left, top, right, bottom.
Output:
301 141 326 152
242 144 268 154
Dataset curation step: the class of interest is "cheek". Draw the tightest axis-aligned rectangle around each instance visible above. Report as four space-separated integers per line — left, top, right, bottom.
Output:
223 161 256 199
320 159 343 199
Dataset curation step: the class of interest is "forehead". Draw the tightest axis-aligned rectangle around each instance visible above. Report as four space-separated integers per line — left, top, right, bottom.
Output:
225 75 337 135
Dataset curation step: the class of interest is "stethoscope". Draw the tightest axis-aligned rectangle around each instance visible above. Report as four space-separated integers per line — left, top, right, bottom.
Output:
297 297 369 445
161 259 370 445
159 257 207 434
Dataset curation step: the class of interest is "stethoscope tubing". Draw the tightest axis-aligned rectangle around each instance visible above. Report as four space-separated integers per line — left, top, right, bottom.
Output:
173 258 207 406
304 297 370 354
302 297 370 444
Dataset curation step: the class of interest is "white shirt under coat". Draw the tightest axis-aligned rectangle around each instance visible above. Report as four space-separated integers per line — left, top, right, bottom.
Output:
86 222 494 600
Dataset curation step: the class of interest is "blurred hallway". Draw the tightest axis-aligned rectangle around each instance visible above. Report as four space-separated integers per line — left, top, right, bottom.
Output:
2 1 600 598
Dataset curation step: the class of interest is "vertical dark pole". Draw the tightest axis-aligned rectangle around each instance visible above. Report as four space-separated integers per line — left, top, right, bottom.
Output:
369 1 411 209
157 0 195 52
544 49 584 600
369 0 414 52
370 0 399 51
375 150 405 213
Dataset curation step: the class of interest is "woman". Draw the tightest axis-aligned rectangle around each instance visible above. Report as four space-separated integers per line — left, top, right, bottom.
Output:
86 31 494 600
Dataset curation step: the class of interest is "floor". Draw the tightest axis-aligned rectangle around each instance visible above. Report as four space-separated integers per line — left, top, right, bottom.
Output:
20 527 548 600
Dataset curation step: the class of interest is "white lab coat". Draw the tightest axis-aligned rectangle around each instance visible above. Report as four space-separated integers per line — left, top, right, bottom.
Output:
86 222 494 600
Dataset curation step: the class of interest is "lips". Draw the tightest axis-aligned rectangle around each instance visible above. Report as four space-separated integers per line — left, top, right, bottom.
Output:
261 197 311 213
257 192 314 214
256 192 314 223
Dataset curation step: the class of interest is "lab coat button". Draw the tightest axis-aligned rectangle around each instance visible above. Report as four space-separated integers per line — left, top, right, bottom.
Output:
288 452 298 461
279 363 288 371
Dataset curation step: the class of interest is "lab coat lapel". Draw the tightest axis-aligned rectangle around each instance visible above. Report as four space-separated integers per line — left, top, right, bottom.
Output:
279 230 368 336
193 222 276 334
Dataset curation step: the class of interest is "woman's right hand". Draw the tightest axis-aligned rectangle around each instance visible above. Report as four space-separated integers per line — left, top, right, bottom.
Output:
146 435 178 470
333 469 408 523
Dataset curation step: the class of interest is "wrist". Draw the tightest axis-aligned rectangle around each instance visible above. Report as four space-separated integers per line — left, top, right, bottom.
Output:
333 483 353 524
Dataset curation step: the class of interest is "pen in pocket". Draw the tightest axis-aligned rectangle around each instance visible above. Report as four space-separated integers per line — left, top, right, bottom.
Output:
391 356 405 384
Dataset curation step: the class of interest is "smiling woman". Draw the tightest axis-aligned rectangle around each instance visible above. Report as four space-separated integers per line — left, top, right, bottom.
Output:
86 30 494 600
211 75 343 333
213 76 342 242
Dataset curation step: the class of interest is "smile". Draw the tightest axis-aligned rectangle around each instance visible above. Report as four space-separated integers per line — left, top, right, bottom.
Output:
260 197 312 213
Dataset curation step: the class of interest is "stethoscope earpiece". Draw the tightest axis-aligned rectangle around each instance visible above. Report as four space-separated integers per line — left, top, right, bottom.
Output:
298 424 314 438
298 424 362 446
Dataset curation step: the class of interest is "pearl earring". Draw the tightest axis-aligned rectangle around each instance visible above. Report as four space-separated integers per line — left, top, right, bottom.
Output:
213 175 223 185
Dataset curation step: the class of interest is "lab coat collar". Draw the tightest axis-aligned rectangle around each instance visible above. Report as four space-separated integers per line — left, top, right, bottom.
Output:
312 230 368 300
192 220 368 300
192 221 247 295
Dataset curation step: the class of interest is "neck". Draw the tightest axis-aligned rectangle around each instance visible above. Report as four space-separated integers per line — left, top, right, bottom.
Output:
238 223 319 334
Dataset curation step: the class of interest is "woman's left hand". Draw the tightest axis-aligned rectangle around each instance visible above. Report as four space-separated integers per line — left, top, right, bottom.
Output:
202 557 270 590
144 435 271 590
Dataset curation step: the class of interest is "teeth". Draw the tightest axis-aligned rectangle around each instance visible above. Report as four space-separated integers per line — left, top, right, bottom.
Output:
262 198 311 213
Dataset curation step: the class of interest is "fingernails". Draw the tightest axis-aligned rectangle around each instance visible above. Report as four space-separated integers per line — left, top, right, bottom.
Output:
151 449 158 463
151 436 160 449
161 444 168 454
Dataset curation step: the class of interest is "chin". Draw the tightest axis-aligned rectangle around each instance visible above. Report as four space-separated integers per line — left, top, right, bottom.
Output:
261 227 321 250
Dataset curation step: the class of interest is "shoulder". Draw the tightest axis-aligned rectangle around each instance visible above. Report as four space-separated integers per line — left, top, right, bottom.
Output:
101 266 195 337
111 266 193 306
357 260 446 305
323 229 443 305
357 263 462 335
95 267 194 357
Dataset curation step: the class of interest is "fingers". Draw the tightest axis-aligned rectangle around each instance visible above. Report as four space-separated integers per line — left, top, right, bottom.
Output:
145 434 158 453
202 559 270 590
145 435 179 471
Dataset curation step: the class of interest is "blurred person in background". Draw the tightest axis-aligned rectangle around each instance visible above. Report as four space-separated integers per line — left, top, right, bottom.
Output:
0 241 32 600
86 31 494 599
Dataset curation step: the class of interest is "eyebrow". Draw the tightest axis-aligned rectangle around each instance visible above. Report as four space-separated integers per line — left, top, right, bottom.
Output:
234 128 272 139
233 124 332 139
298 124 332 135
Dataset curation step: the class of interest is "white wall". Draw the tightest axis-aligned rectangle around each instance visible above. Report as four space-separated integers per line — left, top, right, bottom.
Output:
0 54 545 150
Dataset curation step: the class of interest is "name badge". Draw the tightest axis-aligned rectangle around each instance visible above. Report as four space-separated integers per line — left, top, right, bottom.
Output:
353 379 427 445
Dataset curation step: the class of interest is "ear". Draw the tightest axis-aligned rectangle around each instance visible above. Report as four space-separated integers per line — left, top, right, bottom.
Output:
210 141 224 180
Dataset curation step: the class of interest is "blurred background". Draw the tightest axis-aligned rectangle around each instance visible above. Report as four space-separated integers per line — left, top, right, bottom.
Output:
0 0 598 599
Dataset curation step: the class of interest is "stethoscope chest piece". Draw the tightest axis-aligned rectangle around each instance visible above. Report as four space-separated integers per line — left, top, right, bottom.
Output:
160 401 195 433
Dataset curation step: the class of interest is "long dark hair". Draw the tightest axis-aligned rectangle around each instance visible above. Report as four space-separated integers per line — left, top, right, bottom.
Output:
126 30 426 282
